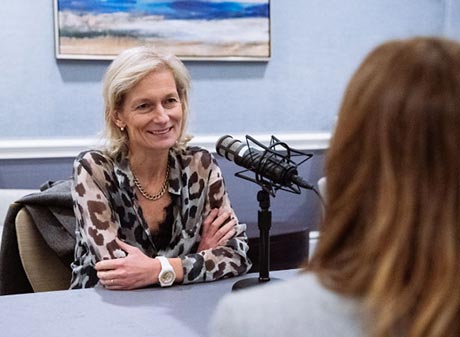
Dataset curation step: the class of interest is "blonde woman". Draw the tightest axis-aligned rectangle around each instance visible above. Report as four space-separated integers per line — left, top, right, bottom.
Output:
70 47 251 289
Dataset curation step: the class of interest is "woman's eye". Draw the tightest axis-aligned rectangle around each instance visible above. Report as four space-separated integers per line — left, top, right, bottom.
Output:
135 103 150 111
164 97 179 107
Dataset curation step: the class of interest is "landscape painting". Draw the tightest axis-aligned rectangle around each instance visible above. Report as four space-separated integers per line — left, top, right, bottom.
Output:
54 0 270 61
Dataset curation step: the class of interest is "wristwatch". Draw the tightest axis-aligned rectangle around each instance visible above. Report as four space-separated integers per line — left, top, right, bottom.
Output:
155 256 176 287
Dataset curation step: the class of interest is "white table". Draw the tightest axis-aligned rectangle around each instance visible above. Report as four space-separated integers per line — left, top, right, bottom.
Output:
0 269 301 337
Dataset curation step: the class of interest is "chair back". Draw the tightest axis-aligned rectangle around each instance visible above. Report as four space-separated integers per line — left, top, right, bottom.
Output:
15 207 71 292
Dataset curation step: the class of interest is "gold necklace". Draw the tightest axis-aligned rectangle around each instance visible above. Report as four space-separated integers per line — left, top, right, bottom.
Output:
133 164 170 201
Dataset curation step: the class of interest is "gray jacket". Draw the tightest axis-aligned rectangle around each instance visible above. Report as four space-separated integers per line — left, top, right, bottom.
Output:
0 180 75 295
209 273 365 337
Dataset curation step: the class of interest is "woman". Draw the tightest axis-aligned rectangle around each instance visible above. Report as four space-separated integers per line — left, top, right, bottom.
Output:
70 46 251 289
210 37 460 337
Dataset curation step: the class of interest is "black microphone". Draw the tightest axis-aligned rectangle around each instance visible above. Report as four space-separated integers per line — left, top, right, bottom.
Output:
215 135 314 190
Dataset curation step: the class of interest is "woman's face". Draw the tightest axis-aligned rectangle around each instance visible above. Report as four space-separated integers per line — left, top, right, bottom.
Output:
115 68 183 154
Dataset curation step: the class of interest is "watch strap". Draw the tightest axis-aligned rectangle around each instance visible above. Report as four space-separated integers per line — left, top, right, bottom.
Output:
155 256 176 287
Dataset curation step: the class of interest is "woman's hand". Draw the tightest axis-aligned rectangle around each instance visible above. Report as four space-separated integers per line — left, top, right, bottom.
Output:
95 238 159 290
197 208 236 252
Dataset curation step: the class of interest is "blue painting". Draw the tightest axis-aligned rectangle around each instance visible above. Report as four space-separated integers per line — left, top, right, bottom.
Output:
54 0 270 60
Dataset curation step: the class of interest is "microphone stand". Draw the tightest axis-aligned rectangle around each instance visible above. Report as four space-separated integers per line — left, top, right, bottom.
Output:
221 135 314 291
232 186 280 291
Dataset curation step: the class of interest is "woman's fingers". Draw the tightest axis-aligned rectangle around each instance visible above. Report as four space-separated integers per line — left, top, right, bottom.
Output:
215 218 236 241
218 227 236 246
212 211 233 231
97 270 118 281
94 239 158 290
202 208 219 234
198 209 238 251
115 237 138 253
97 268 129 289
203 209 231 236
101 278 124 290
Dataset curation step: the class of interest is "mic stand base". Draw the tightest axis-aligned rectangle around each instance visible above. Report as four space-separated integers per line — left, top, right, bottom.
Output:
232 277 281 291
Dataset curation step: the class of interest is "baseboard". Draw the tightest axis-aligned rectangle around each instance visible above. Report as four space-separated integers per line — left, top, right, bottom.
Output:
0 132 331 159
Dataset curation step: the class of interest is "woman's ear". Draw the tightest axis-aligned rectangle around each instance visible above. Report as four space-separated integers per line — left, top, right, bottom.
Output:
113 111 125 130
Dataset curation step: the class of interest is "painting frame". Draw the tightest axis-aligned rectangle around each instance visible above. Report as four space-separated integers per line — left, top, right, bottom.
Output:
53 0 271 61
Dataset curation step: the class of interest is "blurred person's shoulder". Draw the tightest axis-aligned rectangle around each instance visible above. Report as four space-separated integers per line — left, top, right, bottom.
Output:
210 272 365 337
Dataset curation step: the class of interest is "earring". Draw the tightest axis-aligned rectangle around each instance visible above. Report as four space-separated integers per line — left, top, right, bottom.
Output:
120 126 125 131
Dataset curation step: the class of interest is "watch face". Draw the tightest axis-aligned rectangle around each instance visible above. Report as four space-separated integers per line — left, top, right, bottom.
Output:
160 270 175 286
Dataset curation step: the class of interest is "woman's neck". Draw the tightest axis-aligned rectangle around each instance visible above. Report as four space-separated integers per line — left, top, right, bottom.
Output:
128 149 169 180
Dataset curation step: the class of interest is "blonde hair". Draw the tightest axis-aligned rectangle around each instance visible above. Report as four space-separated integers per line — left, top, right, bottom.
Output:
102 46 192 157
306 37 460 337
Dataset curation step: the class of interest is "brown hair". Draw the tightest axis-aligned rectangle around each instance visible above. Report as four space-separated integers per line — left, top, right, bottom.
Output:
306 37 460 337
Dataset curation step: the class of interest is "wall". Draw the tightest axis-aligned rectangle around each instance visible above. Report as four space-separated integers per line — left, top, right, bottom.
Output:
0 1 455 144
0 1 459 233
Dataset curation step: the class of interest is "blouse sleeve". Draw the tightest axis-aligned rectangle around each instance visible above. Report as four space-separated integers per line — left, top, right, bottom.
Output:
181 155 252 283
71 151 127 264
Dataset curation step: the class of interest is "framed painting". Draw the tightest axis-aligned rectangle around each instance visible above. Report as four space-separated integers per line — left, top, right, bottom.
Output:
53 0 271 61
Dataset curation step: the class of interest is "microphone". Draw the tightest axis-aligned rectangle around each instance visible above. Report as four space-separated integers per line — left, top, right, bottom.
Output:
215 135 314 190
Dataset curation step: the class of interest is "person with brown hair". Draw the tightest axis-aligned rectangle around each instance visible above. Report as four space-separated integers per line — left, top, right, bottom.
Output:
210 36 460 337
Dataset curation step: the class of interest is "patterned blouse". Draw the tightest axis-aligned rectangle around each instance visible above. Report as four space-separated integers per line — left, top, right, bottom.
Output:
69 147 251 289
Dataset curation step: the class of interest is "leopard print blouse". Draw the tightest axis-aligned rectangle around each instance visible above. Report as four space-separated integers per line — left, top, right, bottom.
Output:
69 147 251 289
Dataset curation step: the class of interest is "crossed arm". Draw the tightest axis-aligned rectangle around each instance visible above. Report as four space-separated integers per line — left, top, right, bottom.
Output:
71 151 250 290
95 208 237 290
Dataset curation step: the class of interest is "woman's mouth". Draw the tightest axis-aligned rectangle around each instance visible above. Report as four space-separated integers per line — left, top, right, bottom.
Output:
148 127 171 135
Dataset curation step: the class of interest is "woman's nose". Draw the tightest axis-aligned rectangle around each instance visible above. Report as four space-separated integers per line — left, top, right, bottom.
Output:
152 105 169 123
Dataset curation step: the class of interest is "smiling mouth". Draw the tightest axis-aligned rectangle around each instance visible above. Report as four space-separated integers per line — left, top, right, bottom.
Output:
148 127 172 135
